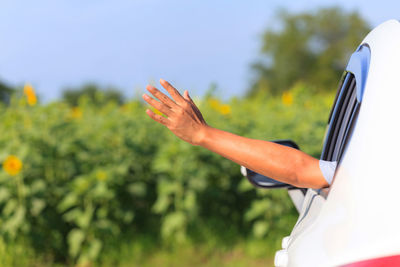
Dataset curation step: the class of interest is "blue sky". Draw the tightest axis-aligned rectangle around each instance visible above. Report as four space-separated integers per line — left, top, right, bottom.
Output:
0 0 399 101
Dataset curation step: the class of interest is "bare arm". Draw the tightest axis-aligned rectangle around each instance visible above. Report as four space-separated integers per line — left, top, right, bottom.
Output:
143 79 329 189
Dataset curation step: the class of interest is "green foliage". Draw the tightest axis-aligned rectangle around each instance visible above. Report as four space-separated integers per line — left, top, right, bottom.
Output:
248 7 370 96
0 80 14 104
0 85 334 264
62 83 125 106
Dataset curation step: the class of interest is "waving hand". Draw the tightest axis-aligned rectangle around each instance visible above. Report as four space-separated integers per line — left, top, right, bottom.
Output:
142 79 208 145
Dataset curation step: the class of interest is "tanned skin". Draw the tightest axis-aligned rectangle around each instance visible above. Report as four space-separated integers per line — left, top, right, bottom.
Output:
142 79 329 189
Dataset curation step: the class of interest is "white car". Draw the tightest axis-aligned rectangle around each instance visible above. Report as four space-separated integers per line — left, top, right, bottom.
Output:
241 19 400 267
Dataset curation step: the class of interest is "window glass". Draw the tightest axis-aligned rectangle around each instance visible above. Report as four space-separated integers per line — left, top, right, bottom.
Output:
321 72 357 162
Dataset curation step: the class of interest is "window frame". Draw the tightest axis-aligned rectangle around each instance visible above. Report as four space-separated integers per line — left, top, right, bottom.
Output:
321 44 370 165
319 72 360 197
321 72 358 162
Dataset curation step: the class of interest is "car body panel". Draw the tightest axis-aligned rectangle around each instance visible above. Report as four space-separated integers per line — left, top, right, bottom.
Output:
282 20 400 267
346 44 370 102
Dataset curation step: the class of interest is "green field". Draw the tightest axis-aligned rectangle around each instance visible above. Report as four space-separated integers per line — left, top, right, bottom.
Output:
0 84 334 266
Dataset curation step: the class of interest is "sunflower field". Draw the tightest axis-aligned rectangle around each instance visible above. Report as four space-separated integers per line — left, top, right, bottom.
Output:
0 83 334 265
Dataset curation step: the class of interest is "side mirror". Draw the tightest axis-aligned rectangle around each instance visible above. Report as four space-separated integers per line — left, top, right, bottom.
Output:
241 140 301 189
240 140 307 213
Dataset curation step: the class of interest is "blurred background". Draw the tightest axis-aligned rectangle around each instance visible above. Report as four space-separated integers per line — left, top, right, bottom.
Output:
0 1 397 266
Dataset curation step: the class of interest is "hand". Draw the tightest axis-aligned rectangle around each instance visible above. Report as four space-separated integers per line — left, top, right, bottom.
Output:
142 79 208 145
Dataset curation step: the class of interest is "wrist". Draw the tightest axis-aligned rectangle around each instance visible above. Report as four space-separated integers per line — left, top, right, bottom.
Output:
194 124 213 146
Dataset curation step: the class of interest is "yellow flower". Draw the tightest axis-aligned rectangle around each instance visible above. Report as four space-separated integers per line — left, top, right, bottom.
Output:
282 91 293 106
70 107 83 119
3 155 23 176
23 83 37 106
96 170 108 181
208 98 231 115
208 98 220 110
219 104 231 115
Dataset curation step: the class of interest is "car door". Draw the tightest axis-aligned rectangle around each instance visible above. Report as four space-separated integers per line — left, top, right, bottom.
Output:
275 45 370 267
285 67 362 246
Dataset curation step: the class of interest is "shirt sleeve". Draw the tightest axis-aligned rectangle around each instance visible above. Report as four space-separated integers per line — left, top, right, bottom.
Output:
319 160 337 185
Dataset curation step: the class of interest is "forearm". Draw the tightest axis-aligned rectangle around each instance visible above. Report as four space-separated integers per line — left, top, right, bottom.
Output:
143 80 328 189
197 126 328 189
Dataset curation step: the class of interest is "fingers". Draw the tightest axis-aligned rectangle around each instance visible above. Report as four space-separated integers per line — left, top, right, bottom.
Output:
160 79 186 105
142 93 172 116
145 109 169 126
183 90 189 101
183 90 195 104
183 90 198 111
146 85 177 108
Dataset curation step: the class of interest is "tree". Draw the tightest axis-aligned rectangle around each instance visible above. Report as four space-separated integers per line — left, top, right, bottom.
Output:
0 80 14 104
62 84 124 106
248 7 370 96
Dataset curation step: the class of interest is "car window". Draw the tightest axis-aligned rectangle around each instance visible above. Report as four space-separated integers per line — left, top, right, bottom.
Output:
321 72 359 162
322 44 370 168
337 90 360 161
319 45 371 198
318 72 360 201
